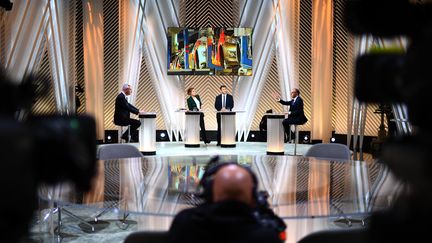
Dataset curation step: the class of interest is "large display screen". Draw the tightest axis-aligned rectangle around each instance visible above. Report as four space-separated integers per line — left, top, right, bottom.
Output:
167 27 252 76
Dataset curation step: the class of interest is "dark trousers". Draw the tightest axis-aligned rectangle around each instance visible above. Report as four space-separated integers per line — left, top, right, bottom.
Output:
122 118 141 139
200 113 208 142
216 113 221 144
282 119 297 142
259 122 267 142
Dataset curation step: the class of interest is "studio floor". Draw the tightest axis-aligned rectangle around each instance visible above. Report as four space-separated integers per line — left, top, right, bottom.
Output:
29 142 390 243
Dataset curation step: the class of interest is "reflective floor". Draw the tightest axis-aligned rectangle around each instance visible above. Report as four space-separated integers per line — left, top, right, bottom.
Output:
32 142 398 243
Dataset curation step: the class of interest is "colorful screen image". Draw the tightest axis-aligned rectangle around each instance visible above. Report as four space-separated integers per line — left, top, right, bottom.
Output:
167 27 252 76
168 162 206 192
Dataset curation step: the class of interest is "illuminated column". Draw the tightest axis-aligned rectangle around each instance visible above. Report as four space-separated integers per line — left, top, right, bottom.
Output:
139 113 156 155
266 114 285 155
311 0 333 143
83 0 104 140
220 111 236 148
184 111 201 147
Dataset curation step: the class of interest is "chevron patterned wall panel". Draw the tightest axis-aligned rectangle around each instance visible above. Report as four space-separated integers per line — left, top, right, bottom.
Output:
75 0 85 114
181 0 235 27
299 0 312 131
135 48 166 130
31 49 57 115
68 0 77 113
332 0 380 136
250 51 283 130
0 9 5 67
103 0 120 130
332 0 349 134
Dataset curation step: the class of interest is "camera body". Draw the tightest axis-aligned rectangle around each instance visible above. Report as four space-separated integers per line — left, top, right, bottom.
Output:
348 0 432 128
0 71 97 242
346 0 432 241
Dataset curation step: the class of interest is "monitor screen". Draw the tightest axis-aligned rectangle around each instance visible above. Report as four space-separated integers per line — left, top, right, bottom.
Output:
167 27 252 76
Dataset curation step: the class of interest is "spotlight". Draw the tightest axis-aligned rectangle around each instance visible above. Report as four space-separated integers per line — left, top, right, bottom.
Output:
330 137 336 143
251 133 255 138
107 135 111 140
160 132 166 138
303 135 309 143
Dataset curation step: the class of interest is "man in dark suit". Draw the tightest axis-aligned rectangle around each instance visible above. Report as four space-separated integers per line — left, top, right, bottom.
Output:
273 88 307 142
214 85 234 146
114 84 141 142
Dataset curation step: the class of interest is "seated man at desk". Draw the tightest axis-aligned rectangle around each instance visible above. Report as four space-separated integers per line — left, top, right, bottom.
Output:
169 159 285 243
114 83 141 142
273 88 307 142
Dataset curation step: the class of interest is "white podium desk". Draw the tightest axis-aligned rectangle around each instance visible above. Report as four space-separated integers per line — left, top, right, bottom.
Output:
139 113 156 155
266 114 285 155
184 111 203 147
217 111 237 148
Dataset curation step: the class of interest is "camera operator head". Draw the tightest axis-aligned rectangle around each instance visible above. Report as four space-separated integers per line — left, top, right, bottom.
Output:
211 164 255 206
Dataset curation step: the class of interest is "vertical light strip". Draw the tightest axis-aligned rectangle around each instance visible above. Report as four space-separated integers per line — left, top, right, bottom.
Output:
83 0 104 139
4 1 47 82
274 0 299 98
49 0 71 113
5 0 30 71
311 0 333 142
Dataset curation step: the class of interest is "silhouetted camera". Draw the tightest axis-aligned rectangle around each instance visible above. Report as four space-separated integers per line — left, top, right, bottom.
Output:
347 0 432 128
0 70 97 242
345 1 432 241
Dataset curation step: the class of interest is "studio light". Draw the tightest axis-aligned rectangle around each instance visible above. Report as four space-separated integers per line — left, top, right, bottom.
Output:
303 135 309 143
160 132 166 138
251 133 255 138
330 137 336 143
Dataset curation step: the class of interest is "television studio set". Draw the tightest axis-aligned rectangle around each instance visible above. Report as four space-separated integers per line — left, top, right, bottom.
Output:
1 0 431 242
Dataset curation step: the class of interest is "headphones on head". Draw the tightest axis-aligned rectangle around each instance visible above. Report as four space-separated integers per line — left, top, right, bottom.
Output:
199 156 287 236
199 156 259 204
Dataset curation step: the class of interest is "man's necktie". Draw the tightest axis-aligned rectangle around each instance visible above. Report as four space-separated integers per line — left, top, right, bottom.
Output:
222 95 226 107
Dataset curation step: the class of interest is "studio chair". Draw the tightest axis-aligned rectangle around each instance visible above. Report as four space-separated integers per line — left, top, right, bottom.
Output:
92 144 143 229
124 231 169 243
304 143 351 161
97 144 143 160
304 143 364 227
289 123 306 155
